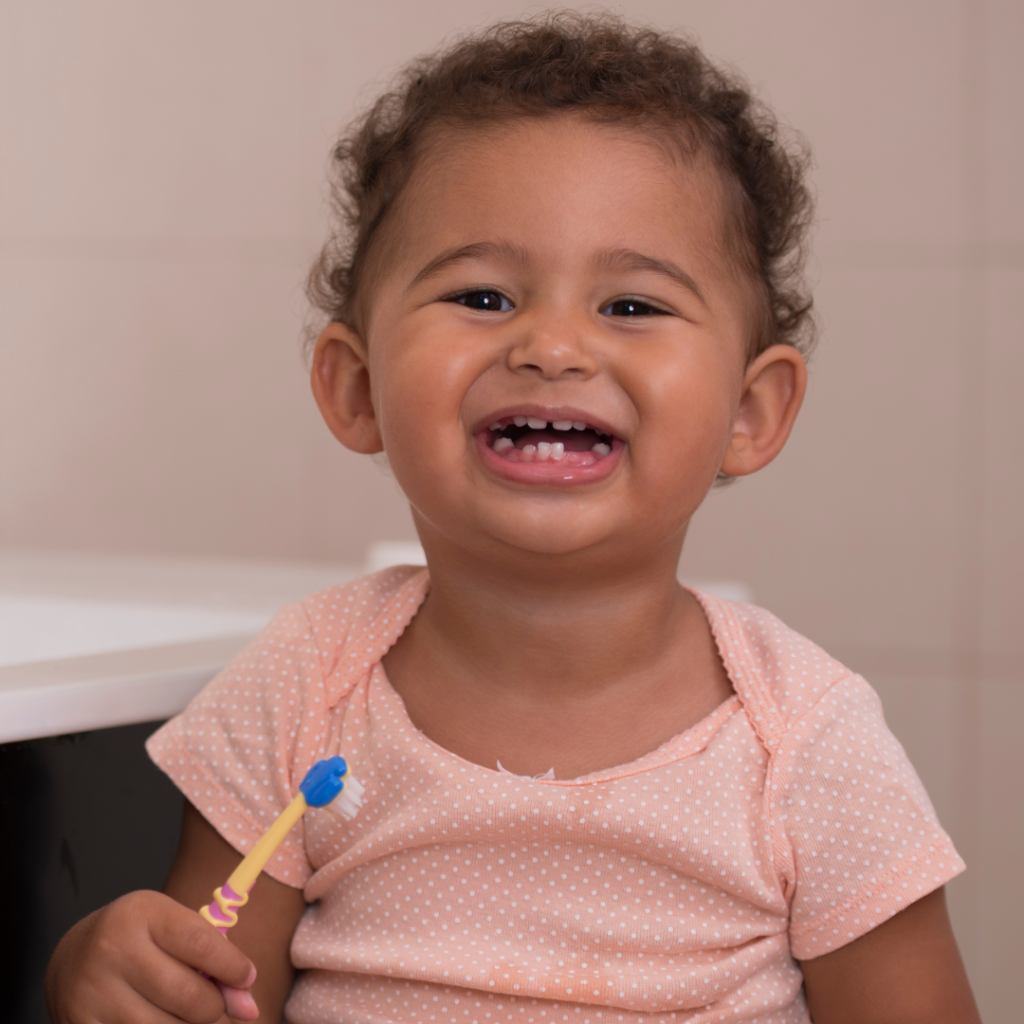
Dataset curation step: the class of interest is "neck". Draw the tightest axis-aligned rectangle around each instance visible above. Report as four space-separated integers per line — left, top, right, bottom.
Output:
408 525 692 701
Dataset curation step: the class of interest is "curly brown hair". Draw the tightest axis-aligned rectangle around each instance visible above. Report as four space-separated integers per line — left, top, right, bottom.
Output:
306 12 815 359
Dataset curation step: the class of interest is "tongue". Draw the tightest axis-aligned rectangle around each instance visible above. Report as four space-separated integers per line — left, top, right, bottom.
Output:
513 429 598 452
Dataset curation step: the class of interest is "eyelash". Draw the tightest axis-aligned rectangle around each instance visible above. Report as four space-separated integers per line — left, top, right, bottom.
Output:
600 298 671 317
444 290 513 313
444 290 671 318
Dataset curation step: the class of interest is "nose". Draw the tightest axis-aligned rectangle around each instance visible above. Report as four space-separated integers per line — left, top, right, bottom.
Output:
506 311 599 380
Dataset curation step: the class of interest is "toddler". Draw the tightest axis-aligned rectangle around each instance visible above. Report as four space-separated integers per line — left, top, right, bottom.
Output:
47 14 980 1024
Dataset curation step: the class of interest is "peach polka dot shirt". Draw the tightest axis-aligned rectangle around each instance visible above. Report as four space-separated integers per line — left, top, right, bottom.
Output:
147 568 964 1023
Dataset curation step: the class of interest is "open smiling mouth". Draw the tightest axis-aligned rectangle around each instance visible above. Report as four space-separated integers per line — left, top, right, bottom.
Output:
483 415 616 466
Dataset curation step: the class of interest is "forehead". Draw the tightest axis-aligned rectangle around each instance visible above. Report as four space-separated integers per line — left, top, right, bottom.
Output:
394 115 734 271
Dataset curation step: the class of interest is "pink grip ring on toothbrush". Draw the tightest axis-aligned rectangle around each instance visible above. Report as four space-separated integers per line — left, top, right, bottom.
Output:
202 881 249 934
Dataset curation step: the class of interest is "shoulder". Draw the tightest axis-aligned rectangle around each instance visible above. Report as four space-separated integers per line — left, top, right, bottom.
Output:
694 591 860 750
296 566 430 701
147 567 429 800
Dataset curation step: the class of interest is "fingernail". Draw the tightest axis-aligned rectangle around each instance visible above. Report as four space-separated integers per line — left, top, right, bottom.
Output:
244 963 258 987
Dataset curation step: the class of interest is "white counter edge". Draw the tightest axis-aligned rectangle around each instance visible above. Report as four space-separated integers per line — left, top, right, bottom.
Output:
0 633 257 744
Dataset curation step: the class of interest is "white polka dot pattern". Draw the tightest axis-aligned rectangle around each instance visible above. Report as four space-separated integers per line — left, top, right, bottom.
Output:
147 569 964 1023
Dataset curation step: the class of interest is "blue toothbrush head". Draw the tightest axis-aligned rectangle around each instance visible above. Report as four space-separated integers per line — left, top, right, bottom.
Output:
299 756 348 807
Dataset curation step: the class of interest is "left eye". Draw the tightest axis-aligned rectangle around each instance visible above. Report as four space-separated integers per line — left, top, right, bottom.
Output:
447 290 513 312
600 299 668 317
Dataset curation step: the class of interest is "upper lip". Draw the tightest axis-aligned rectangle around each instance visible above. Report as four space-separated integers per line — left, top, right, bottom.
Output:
471 404 620 438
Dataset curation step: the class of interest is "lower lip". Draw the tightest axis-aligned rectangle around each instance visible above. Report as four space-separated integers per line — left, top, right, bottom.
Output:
474 432 624 485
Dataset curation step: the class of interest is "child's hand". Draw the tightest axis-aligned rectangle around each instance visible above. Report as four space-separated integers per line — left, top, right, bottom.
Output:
46 889 259 1023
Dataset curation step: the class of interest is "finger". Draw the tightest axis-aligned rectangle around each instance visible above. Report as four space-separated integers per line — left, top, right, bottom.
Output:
149 907 256 990
218 981 259 1022
122 950 229 1024
98 979 208 1024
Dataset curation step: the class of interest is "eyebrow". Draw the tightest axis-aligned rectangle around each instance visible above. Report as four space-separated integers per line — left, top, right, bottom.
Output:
408 241 706 307
595 248 707 306
409 241 531 289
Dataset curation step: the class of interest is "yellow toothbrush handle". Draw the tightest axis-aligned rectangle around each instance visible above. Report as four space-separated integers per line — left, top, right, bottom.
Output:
199 792 308 932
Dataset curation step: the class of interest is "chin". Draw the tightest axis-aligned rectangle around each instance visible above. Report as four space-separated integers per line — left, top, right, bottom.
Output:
483 513 623 559
502 535 597 557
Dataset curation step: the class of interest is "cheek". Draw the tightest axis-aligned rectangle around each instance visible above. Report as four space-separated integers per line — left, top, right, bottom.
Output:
369 323 481 456
629 349 739 478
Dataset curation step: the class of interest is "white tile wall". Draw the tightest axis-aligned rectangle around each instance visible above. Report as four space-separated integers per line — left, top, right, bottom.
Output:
981 269 1024 659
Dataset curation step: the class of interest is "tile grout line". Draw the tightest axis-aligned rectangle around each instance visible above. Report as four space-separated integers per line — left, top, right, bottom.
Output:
948 0 990 976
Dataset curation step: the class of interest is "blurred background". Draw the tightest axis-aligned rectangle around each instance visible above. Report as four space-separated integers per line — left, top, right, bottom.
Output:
0 1 1020 1019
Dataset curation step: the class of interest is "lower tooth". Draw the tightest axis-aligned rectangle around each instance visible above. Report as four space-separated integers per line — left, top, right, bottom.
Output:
537 442 552 460
521 444 537 461
493 436 513 452
592 442 611 457
551 442 565 460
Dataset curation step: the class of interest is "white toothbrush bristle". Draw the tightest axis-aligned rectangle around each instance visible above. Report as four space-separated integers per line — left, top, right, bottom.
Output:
329 774 365 820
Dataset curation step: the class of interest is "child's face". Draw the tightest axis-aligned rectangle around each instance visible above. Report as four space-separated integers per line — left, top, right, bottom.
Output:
317 116 800 567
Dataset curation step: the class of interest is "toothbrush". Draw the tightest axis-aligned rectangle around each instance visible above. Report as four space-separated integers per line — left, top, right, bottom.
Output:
199 756 364 933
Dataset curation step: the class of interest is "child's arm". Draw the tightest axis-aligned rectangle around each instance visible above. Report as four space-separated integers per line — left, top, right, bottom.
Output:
799 887 981 1023
163 802 305 1019
163 799 307 1021
46 800 305 1024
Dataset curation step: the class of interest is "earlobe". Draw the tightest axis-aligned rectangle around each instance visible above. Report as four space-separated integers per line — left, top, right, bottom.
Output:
719 345 807 478
310 322 384 454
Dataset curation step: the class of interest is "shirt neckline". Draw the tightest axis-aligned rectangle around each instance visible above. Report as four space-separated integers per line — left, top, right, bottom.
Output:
372 661 740 786
360 571 747 786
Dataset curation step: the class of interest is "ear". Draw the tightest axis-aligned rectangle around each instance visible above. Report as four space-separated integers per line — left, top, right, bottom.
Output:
719 344 807 477
310 322 384 454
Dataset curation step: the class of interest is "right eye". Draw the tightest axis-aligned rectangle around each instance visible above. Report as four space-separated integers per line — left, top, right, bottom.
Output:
446 290 514 312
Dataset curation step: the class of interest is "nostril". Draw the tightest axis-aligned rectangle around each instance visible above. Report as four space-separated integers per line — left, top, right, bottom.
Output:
508 334 596 379
517 361 586 378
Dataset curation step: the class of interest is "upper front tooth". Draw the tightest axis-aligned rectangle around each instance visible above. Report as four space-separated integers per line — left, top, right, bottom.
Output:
573 421 587 430
526 417 547 429
551 420 573 431
513 416 528 427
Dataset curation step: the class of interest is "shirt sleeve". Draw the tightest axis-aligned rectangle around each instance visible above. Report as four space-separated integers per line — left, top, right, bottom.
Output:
146 602 333 888
768 674 965 960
